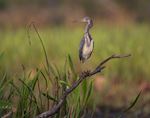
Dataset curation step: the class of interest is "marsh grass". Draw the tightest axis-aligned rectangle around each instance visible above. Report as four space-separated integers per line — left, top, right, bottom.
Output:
0 24 150 80
0 24 147 117
0 24 95 118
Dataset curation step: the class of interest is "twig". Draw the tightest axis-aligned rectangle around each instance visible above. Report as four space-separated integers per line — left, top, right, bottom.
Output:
36 54 131 118
2 111 13 118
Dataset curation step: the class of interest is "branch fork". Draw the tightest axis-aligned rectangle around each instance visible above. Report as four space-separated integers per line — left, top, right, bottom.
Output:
36 54 131 118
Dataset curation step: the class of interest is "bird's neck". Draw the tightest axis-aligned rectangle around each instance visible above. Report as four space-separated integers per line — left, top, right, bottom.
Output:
84 21 93 34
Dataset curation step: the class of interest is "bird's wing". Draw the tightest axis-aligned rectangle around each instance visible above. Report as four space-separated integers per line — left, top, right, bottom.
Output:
89 39 94 57
79 37 85 61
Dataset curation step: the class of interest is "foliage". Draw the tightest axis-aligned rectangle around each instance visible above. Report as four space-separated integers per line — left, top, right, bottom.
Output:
0 23 145 117
0 24 150 80
0 25 95 117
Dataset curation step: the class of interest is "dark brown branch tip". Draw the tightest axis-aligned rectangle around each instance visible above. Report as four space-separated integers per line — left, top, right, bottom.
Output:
112 54 131 58
97 66 106 71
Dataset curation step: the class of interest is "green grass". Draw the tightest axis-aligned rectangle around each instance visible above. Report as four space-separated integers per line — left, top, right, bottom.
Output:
0 24 150 80
0 23 149 117
0 55 94 117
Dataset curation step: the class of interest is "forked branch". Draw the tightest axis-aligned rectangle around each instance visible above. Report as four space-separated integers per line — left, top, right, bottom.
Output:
36 54 131 118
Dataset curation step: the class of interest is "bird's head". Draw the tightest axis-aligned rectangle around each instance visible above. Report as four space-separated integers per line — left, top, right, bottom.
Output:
81 16 92 23
81 16 93 28
73 16 92 24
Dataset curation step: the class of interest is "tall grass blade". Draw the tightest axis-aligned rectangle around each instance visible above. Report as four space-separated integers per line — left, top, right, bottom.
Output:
84 81 93 107
28 69 40 90
74 97 81 118
42 92 57 102
53 64 61 80
118 91 142 118
18 78 40 112
68 54 76 76
0 73 7 95
27 22 51 78
39 70 50 109
9 81 21 96
82 80 87 99
21 64 26 80
39 70 48 89
59 80 70 88
123 91 142 113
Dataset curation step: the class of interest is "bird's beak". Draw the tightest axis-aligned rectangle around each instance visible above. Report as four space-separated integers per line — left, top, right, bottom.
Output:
72 19 85 23
80 19 85 22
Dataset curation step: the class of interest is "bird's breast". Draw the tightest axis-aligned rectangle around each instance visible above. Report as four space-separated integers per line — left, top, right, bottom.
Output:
82 40 94 59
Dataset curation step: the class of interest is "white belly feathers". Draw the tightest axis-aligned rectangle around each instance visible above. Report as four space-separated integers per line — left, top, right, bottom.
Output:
82 39 94 59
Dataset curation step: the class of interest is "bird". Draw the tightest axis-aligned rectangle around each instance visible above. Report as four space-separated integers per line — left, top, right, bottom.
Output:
79 16 94 63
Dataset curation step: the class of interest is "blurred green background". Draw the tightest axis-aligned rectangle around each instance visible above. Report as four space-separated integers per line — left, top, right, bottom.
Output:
0 0 150 117
0 0 150 80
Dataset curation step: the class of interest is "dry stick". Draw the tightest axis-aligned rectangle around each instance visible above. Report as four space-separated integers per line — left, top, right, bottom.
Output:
2 111 13 118
36 54 131 118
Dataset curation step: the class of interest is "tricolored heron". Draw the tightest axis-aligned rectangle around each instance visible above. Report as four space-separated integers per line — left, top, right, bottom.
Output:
79 16 94 63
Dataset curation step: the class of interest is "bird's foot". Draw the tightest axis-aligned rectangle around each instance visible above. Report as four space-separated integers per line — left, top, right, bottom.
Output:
81 70 91 77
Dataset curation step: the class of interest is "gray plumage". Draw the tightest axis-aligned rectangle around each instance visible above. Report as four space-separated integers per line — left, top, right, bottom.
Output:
79 37 85 61
79 17 94 62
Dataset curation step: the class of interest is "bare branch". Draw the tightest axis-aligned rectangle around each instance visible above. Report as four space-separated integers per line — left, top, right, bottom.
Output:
36 54 131 118
2 111 13 118
96 54 131 69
